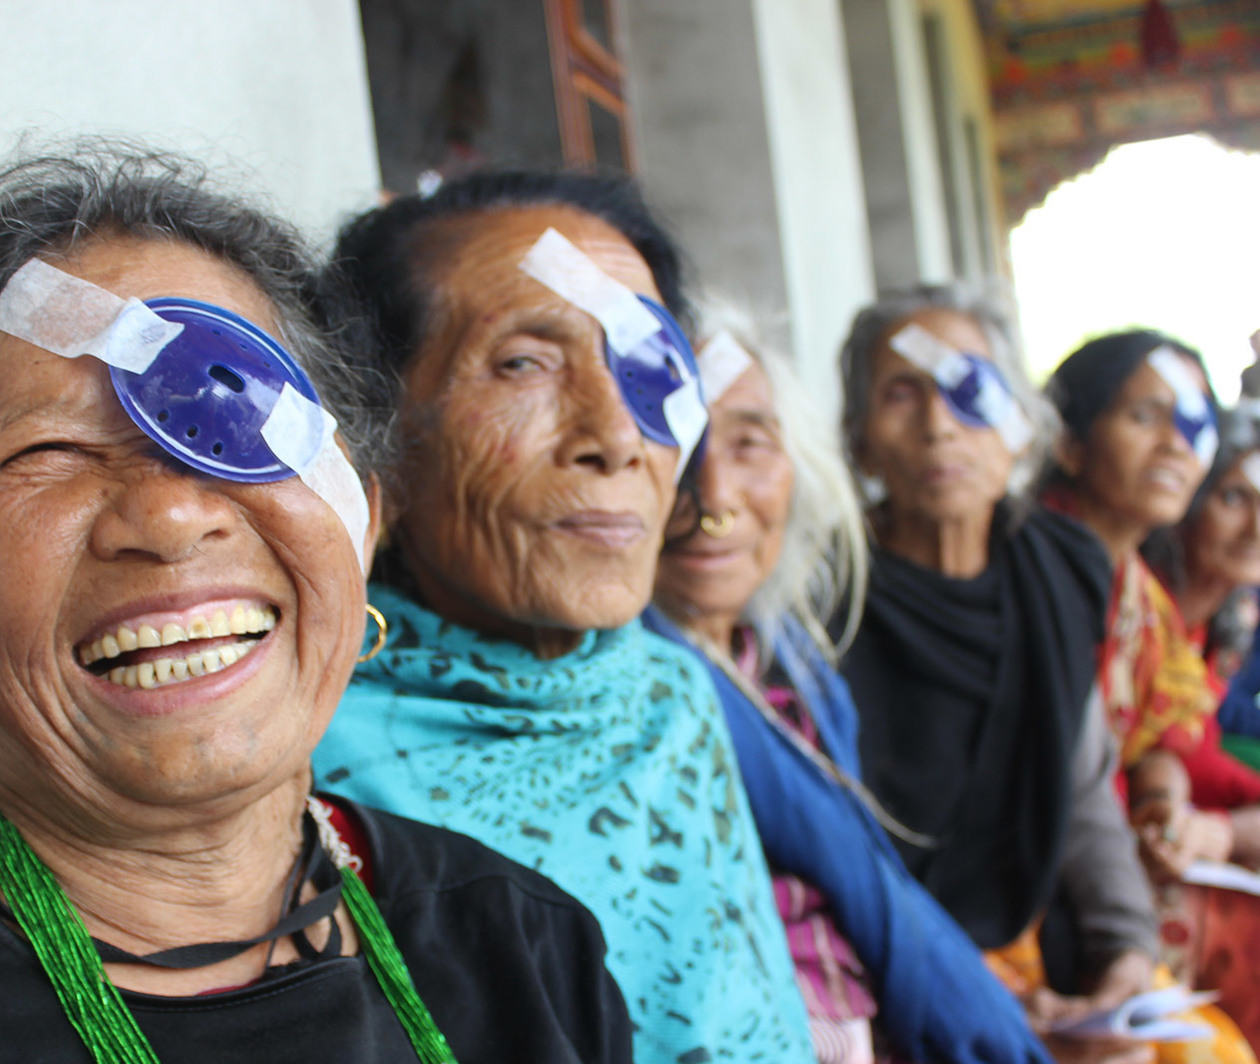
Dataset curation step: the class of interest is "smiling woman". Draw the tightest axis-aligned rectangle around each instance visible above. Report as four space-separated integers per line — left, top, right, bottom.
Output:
312 171 815 1064
0 145 633 1064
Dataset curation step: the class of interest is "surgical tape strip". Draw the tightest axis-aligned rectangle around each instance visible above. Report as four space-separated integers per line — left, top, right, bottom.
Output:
0 258 183 373
520 228 660 353
1147 345 1218 466
889 322 1034 452
0 260 369 567
262 385 370 570
520 227 706 481
698 330 754 403
1242 452 1260 494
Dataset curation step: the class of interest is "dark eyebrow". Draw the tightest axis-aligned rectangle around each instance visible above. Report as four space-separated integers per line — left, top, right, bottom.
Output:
724 408 781 431
490 302 592 346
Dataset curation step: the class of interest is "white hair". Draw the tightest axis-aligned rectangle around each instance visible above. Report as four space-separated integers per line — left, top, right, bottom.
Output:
693 296 868 658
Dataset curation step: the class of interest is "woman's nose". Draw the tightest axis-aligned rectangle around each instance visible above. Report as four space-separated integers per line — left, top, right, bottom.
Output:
922 387 960 441
557 361 644 474
89 459 237 563
696 450 739 513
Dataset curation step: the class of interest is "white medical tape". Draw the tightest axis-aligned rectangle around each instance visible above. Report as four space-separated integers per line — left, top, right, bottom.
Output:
520 226 707 481
261 384 370 570
1147 345 1218 466
698 330 754 403
0 258 182 372
889 322 1033 453
1242 452 1260 494
663 376 707 481
519 228 660 353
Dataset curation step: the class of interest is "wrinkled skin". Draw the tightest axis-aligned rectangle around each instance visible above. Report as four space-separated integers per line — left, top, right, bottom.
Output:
0 236 377 840
393 206 678 658
0 234 380 994
1059 356 1210 561
858 308 1017 577
655 359 793 649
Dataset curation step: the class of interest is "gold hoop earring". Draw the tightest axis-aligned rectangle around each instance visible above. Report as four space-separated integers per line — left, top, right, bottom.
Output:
357 604 388 663
699 510 735 538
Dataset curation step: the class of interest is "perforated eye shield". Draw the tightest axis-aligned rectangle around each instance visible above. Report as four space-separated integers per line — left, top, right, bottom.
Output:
0 259 369 565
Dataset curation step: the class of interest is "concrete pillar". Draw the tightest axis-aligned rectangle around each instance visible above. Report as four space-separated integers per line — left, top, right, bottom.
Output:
620 0 875 419
620 0 791 334
842 0 953 288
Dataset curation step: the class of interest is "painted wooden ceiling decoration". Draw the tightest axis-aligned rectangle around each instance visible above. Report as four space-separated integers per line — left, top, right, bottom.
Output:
975 0 1260 221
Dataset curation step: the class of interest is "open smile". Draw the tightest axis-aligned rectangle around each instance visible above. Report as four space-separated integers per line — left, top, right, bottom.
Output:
77 603 278 690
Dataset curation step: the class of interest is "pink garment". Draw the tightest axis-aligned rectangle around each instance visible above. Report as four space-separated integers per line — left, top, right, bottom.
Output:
735 631 878 1062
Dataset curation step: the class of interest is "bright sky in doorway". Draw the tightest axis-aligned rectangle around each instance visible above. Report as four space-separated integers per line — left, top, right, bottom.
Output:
1010 133 1260 401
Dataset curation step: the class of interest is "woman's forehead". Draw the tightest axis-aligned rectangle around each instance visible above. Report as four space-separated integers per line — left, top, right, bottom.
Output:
422 205 660 306
879 308 992 367
38 235 280 334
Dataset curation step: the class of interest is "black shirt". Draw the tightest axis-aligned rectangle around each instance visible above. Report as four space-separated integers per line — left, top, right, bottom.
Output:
0 801 632 1063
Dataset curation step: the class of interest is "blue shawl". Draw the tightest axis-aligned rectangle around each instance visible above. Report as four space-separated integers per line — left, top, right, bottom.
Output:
642 607 1053 1064
314 585 813 1064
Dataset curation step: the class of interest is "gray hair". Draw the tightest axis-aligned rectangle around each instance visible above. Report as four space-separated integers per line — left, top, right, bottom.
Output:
694 297 868 658
838 281 1059 503
0 140 392 480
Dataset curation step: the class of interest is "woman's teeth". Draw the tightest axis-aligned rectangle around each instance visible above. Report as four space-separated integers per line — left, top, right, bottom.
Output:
106 640 260 689
78 605 278 689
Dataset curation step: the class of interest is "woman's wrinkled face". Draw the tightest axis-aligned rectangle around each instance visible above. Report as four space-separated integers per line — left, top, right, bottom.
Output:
394 206 678 639
0 236 375 837
859 308 1015 526
655 360 793 627
1184 452 1260 590
1066 355 1210 535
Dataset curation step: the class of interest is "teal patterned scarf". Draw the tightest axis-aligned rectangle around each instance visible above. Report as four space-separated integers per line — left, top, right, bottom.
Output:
314 584 812 1064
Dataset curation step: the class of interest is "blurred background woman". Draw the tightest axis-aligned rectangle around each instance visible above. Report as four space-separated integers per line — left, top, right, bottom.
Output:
313 172 814 1064
838 285 1160 1064
1049 337 1260 1052
646 299 1054 1064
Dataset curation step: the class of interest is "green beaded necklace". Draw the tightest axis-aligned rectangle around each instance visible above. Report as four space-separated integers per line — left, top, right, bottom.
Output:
0 812 458 1064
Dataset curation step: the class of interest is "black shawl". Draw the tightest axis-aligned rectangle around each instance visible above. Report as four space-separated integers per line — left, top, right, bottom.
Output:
838 505 1111 949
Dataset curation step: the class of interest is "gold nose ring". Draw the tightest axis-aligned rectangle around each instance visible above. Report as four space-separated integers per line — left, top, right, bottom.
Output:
699 510 735 538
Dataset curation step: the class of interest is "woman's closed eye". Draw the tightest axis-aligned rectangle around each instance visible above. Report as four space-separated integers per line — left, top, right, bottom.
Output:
1 440 88 469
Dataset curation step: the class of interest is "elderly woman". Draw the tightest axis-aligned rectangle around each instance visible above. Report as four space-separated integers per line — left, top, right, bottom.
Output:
837 285 1161 1063
0 147 633 1063
311 172 813 1063
643 301 1054 1064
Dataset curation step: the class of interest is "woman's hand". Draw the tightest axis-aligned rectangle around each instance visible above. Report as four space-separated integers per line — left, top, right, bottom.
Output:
1024 987 1154 1064
1024 953 1156 1064
1226 805 1260 867
1128 750 1231 882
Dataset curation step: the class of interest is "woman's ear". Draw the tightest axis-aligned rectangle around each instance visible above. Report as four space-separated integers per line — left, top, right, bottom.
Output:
361 473 385 576
1054 432 1086 479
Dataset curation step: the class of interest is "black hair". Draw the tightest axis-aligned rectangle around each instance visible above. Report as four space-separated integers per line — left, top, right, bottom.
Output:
328 168 691 378
1046 328 1215 445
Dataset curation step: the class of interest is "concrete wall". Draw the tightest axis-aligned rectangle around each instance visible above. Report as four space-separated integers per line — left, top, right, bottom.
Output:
621 0 791 335
0 0 380 243
621 0 873 420
843 0 953 288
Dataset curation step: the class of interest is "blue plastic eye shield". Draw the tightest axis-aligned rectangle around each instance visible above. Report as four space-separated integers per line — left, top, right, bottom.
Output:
936 352 1017 430
109 298 325 482
114 294 698 480
1173 400 1218 462
605 295 705 455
